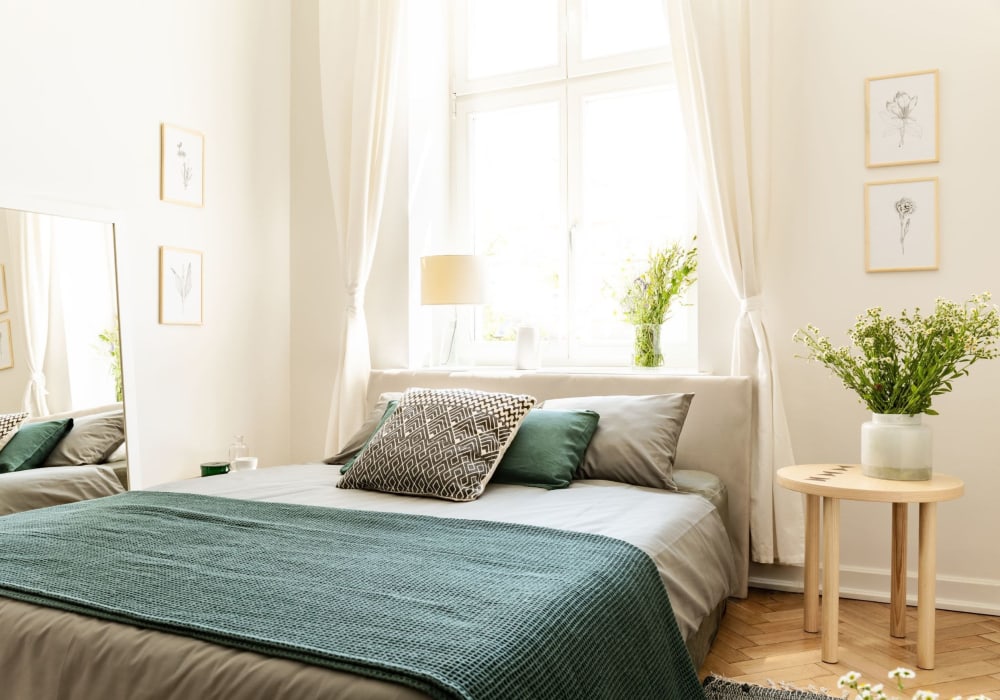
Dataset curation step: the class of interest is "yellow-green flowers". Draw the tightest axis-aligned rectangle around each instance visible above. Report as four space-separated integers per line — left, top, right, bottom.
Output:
794 294 1000 415
619 241 697 368
619 241 697 326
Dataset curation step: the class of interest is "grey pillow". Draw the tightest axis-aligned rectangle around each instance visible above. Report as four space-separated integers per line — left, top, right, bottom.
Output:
43 411 126 467
324 392 403 465
338 388 536 502
540 393 693 490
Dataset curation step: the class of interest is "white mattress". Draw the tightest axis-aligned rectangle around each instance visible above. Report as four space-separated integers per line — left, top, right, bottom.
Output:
154 464 739 639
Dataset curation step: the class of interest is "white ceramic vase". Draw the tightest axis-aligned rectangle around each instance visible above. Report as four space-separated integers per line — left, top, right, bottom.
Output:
515 326 541 370
860 413 932 481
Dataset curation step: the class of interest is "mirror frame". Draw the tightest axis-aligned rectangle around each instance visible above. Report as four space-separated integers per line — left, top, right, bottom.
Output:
0 190 142 488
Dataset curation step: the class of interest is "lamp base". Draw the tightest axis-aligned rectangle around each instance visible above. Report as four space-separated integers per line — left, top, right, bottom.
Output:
432 306 474 368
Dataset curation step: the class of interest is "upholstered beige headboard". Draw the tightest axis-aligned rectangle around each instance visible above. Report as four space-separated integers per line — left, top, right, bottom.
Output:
368 369 752 597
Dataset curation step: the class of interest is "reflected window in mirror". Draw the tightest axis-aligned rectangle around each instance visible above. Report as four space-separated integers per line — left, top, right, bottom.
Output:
0 210 119 417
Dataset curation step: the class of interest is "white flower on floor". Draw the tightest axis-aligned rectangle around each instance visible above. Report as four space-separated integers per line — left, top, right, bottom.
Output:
839 671 863 688
831 669 992 700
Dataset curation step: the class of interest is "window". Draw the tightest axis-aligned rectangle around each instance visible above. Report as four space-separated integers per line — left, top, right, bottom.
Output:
450 0 695 367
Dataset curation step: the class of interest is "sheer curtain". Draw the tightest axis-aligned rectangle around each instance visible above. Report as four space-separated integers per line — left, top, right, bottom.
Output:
318 0 404 455
664 0 803 563
7 211 53 416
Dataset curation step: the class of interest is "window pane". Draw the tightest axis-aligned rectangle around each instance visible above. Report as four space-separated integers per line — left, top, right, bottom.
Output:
580 0 668 61
467 0 560 80
572 84 690 347
468 101 565 342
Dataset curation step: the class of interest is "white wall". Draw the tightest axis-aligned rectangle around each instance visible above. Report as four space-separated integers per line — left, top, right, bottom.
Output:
0 0 291 486
761 0 1000 612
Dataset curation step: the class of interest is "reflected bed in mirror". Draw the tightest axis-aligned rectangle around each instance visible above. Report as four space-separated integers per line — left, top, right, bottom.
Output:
0 203 133 514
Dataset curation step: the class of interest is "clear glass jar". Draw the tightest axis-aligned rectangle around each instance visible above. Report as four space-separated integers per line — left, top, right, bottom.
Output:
228 435 249 462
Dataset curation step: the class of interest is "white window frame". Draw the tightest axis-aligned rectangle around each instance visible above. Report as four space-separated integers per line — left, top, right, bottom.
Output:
448 0 695 369
452 0 568 96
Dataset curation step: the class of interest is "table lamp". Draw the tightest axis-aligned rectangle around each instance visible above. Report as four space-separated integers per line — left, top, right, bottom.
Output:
420 254 487 366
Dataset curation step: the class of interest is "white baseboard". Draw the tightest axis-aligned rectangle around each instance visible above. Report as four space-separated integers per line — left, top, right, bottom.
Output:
750 563 1000 617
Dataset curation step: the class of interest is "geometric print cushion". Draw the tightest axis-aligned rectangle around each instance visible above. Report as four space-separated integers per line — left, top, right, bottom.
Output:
0 411 29 452
338 388 536 502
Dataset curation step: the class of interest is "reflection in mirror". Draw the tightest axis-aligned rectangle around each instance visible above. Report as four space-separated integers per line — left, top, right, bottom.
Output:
0 208 129 499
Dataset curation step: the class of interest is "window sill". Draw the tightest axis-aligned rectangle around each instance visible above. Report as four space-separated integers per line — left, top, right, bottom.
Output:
413 365 710 377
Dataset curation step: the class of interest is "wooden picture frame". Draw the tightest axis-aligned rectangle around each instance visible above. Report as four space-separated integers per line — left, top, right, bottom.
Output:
865 177 939 272
159 246 204 325
866 69 939 168
0 263 7 315
160 123 205 207
0 318 12 371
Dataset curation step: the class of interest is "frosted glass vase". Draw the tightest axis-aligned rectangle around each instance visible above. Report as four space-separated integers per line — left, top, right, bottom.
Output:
860 413 931 481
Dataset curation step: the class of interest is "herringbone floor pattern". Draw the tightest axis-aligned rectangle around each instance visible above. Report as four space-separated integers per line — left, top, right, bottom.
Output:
699 588 1000 697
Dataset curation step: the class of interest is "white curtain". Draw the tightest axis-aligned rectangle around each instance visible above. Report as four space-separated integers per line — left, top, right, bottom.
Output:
318 0 404 455
664 0 803 563
7 211 53 416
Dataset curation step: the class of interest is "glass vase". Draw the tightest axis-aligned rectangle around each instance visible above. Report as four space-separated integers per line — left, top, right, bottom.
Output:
631 324 664 368
860 413 932 480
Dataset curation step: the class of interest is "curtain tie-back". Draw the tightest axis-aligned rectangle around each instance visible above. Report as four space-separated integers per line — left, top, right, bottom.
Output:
740 295 764 314
29 372 47 391
344 286 364 315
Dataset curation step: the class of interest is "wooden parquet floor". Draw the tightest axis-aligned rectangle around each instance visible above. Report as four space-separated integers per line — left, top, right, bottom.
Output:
699 588 1000 697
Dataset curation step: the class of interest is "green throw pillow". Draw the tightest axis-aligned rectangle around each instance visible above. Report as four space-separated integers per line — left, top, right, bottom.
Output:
491 409 600 489
0 418 75 473
339 401 399 474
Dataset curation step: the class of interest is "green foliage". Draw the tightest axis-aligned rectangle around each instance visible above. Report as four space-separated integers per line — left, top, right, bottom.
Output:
620 241 698 326
793 294 1000 415
97 322 123 403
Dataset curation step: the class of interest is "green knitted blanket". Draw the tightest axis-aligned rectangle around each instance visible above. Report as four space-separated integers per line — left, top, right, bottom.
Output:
0 491 704 700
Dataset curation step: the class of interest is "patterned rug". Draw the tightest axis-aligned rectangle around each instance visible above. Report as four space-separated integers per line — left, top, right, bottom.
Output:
703 675 835 699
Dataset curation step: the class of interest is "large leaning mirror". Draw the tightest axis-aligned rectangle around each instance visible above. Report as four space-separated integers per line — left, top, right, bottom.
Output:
0 202 132 502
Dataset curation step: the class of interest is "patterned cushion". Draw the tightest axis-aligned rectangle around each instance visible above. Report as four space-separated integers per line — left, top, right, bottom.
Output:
0 412 29 452
338 388 536 502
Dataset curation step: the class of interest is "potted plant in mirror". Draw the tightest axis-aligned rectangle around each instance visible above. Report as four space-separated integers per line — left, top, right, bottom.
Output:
620 240 697 368
793 294 1000 480
98 320 123 403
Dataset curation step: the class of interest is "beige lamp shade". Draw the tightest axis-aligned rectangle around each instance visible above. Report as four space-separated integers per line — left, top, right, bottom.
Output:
420 255 487 305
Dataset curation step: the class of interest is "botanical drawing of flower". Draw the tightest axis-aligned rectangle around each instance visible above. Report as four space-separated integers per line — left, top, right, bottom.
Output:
881 91 922 148
894 197 915 254
170 262 193 313
176 141 193 190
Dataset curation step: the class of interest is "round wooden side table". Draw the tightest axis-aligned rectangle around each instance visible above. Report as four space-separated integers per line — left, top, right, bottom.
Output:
776 464 964 670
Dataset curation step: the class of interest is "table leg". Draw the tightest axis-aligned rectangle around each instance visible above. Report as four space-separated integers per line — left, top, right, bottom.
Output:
822 497 840 663
918 502 937 670
891 503 908 638
804 494 820 633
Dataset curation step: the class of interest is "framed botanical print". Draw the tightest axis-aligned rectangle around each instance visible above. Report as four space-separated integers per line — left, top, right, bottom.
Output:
865 177 939 272
0 319 13 370
160 123 205 207
866 69 939 167
159 246 204 325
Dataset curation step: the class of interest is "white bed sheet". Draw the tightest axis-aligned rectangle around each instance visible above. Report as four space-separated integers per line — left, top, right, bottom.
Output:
153 464 739 640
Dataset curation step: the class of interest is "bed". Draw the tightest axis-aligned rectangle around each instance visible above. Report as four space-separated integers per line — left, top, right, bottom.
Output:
0 371 751 699
0 403 128 516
